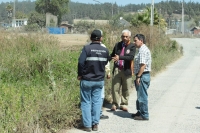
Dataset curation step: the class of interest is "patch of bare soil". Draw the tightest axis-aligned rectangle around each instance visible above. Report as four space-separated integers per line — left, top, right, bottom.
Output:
52 34 89 48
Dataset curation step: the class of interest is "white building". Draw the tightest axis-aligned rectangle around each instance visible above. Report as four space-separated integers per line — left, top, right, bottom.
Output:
12 18 28 27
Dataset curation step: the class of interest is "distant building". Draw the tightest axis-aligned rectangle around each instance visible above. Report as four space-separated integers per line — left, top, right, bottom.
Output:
137 10 144 13
46 13 58 27
1 23 9 27
73 19 109 25
119 17 131 27
12 18 28 27
190 26 200 35
166 29 177 35
60 21 74 33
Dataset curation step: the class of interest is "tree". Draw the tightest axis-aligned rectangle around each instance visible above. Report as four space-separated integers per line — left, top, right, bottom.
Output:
6 4 13 25
26 11 45 29
131 7 160 27
194 16 200 26
15 11 27 19
35 0 69 24
166 4 173 28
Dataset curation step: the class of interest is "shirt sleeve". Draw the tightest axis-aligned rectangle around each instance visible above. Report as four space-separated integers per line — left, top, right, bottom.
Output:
78 46 87 76
105 61 110 76
101 43 111 76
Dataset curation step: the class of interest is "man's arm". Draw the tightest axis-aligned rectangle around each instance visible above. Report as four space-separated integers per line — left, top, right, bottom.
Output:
136 64 146 85
105 61 111 79
77 47 87 80
101 43 111 79
109 43 118 61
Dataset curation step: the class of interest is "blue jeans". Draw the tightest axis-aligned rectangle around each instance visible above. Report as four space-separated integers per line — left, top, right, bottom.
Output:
80 80 104 127
100 86 105 116
135 73 150 119
100 98 104 116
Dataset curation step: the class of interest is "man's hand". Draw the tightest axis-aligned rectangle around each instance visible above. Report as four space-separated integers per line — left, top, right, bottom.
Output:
107 74 111 79
112 54 119 62
132 73 134 76
136 78 140 85
77 76 82 80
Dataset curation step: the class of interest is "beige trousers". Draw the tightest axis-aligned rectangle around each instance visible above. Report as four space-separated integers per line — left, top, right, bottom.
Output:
111 68 132 108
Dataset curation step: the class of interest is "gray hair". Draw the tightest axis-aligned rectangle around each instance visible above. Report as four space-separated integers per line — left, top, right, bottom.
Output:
122 29 131 37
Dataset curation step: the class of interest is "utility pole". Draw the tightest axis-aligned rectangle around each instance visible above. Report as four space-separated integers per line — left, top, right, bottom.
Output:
181 1 184 35
111 3 113 18
159 8 161 35
150 0 154 26
13 0 15 27
150 0 154 47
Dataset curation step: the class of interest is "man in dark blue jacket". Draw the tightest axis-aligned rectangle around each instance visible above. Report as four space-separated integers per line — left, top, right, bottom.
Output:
77 29 109 132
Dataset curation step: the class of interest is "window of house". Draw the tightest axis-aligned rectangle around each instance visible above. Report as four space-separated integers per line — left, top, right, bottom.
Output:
16 20 19 27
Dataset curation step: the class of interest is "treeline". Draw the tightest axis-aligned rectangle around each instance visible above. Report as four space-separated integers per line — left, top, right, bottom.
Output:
0 0 35 22
0 0 200 24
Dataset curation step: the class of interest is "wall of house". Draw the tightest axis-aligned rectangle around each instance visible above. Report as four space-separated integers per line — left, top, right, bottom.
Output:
12 19 28 27
73 19 109 25
46 13 58 27
194 29 200 35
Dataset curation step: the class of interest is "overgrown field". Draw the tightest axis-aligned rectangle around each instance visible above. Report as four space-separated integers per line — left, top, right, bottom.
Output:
0 25 182 132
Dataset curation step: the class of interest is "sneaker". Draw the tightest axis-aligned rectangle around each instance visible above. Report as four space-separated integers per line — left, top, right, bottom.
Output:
100 115 109 119
131 111 140 118
110 105 117 111
92 124 98 131
79 126 92 132
134 115 149 121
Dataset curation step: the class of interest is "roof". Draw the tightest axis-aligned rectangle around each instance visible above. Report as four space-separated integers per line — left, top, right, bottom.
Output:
60 23 74 28
119 17 131 27
190 26 200 31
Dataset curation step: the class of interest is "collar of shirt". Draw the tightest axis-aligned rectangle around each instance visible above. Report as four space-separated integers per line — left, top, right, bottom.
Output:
122 41 130 47
139 44 146 51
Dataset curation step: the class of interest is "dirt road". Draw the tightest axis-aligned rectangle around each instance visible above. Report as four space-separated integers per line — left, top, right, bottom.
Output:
66 38 200 133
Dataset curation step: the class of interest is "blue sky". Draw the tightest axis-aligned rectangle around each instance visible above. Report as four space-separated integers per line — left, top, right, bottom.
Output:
0 0 199 6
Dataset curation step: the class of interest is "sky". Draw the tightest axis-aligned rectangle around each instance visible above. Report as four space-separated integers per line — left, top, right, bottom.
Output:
0 0 199 5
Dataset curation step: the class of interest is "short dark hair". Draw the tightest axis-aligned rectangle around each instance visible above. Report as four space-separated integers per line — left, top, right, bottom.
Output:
134 34 146 44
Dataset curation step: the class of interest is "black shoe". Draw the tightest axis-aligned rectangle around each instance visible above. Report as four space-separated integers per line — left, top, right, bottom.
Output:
92 124 98 131
134 115 149 121
100 115 109 119
131 111 140 118
79 126 92 132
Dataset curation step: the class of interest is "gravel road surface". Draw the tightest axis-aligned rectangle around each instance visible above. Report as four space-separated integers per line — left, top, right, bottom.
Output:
66 38 200 133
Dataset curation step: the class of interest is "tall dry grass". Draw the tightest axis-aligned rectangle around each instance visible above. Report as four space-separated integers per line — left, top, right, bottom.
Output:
0 31 81 132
